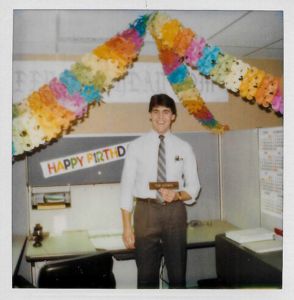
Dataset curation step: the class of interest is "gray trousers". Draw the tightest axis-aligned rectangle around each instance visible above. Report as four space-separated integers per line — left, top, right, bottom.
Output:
134 199 187 289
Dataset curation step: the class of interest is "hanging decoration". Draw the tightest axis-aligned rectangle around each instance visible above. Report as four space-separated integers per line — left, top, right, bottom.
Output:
148 13 228 133
12 12 283 159
12 14 150 157
148 12 283 132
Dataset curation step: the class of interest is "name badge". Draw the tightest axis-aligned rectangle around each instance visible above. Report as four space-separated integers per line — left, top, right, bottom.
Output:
149 181 179 190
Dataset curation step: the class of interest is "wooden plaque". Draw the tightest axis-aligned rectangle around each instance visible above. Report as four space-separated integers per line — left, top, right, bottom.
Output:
149 181 179 190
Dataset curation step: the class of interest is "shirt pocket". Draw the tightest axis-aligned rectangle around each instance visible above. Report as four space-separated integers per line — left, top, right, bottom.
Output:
170 158 184 179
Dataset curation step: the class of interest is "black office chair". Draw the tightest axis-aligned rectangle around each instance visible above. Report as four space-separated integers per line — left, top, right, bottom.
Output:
38 252 116 288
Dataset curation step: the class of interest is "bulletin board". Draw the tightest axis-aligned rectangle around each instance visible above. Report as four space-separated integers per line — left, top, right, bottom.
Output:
27 135 138 186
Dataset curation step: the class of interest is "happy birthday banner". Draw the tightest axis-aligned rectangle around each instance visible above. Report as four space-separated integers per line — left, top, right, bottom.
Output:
13 12 283 159
40 142 129 178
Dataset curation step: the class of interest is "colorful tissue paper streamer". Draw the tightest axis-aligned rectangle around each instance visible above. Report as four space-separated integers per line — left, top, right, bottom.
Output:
12 14 149 157
148 12 283 133
13 11 283 158
148 12 229 133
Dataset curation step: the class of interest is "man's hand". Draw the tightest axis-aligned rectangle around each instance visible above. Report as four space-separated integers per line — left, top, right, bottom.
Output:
121 208 135 249
122 228 135 249
159 189 192 203
159 188 177 203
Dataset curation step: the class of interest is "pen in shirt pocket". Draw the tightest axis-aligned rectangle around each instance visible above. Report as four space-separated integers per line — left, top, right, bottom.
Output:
175 155 184 161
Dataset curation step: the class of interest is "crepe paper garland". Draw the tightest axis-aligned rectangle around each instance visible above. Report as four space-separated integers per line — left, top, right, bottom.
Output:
255 75 280 108
159 49 182 75
27 85 75 141
151 12 283 116
148 12 229 133
13 12 284 158
129 14 150 37
12 102 46 155
80 53 122 91
167 64 189 85
224 59 251 93
271 84 283 114
239 67 265 100
196 45 222 77
185 37 206 67
49 78 88 118
173 27 195 57
210 53 235 86
12 14 149 157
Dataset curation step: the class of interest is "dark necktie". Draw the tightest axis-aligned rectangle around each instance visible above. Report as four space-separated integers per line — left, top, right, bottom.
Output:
157 135 166 202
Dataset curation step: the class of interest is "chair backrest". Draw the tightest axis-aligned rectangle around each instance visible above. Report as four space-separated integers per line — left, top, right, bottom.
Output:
38 252 116 288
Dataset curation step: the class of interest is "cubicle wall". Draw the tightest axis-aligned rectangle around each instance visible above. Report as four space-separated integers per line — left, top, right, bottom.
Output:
27 132 220 234
221 127 283 230
221 129 261 229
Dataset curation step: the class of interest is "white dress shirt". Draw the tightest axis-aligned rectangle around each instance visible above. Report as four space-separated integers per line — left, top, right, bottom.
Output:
120 130 201 212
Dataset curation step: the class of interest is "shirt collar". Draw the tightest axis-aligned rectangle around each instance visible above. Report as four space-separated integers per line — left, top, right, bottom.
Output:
150 129 171 140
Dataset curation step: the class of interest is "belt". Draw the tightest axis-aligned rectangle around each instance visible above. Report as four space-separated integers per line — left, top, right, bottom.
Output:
136 197 167 206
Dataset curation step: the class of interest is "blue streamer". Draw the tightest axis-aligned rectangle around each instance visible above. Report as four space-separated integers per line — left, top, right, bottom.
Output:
60 70 82 95
81 85 101 104
167 64 189 85
130 14 150 37
197 46 222 76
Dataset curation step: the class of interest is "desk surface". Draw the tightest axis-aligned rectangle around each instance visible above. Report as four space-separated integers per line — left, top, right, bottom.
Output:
26 220 238 262
26 231 97 262
187 220 238 247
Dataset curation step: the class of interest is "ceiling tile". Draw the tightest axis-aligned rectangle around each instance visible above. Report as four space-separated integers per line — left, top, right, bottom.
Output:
58 10 148 40
209 11 283 48
245 48 283 60
268 40 283 49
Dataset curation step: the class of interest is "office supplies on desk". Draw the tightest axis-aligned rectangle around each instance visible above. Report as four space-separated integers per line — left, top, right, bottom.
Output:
274 227 283 237
88 230 125 250
32 224 43 247
225 227 274 243
30 186 71 210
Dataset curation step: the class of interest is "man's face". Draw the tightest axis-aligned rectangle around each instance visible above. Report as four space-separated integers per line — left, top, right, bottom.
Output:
150 105 176 134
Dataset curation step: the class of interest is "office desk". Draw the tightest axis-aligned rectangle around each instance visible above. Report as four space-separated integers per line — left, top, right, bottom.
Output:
26 231 98 262
215 234 282 288
26 220 237 285
113 220 238 260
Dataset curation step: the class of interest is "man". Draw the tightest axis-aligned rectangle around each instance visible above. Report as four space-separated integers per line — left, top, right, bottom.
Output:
120 94 201 288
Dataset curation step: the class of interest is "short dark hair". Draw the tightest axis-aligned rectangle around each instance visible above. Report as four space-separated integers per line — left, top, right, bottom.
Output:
148 94 177 116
